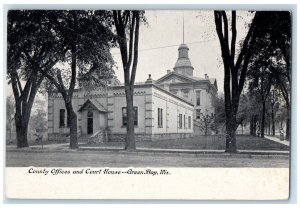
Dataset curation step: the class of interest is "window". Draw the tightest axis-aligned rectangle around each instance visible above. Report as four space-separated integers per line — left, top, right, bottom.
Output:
184 115 186 129
188 116 191 129
122 107 138 126
170 89 177 95
87 111 93 134
134 107 138 125
196 91 201 106
196 109 201 119
122 107 127 126
158 108 163 128
59 109 65 127
179 114 182 129
183 91 189 99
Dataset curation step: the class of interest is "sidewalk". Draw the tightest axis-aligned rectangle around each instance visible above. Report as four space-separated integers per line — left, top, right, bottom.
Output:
6 140 290 156
264 135 290 146
78 146 289 156
6 144 289 157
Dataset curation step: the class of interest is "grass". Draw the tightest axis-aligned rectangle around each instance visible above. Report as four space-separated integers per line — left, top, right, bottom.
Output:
7 138 68 146
80 135 289 151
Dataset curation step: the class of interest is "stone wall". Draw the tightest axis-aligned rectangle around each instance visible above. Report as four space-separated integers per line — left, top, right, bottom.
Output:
108 133 193 142
48 133 69 142
151 86 194 134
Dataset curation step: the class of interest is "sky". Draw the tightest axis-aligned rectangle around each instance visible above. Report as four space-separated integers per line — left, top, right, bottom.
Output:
6 10 254 97
111 10 254 93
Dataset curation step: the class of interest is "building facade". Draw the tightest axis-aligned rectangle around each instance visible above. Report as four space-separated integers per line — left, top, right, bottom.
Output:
48 82 194 142
155 43 218 133
47 42 217 141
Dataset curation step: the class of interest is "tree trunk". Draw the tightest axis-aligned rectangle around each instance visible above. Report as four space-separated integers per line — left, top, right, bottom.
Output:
205 121 208 136
65 100 78 149
250 115 258 136
125 85 136 150
285 104 290 140
253 115 258 136
15 116 30 148
286 117 290 141
241 123 244 135
269 117 271 136
225 114 237 153
14 86 38 148
250 116 254 136
15 102 33 148
261 101 265 138
271 103 275 136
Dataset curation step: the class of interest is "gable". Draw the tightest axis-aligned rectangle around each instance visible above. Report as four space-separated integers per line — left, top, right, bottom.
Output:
158 76 186 84
83 102 97 111
78 99 107 112
155 72 196 85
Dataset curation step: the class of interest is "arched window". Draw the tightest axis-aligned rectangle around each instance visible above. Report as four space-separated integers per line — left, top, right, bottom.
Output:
87 111 93 118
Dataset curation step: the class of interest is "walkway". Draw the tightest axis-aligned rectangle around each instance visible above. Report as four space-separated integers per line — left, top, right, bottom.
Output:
6 148 289 167
264 135 290 146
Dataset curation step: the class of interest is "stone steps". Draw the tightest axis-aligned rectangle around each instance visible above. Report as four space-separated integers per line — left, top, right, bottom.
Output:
78 129 107 143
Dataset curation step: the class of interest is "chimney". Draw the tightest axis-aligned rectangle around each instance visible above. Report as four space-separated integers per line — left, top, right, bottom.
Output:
145 74 154 84
167 70 171 74
204 74 209 79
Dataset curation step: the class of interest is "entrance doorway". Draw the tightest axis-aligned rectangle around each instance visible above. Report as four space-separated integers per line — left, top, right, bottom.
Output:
87 111 93 134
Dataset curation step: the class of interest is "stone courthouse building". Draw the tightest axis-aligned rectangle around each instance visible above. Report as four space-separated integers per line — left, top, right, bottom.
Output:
47 42 217 142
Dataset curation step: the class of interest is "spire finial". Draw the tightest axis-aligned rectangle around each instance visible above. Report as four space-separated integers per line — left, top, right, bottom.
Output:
183 12 185 44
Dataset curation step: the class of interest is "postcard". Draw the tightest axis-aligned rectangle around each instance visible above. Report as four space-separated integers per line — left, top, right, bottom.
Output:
5 9 291 200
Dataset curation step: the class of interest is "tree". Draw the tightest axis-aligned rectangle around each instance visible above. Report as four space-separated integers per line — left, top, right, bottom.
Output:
246 93 262 136
6 95 15 142
264 97 273 135
213 94 226 134
275 104 287 131
247 64 274 138
246 11 291 139
214 11 260 153
199 113 215 136
29 97 47 131
7 10 65 148
112 10 143 150
269 87 280 136
236 94 250 135
43 10 115 149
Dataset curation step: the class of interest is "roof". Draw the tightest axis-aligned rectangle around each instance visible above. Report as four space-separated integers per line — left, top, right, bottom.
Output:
174 58 194 69
152 84 194 106
174 43 194 70
111 83 194 106
178 43 189 49
78 99 107 113
192 76 216 84
154 72 218 92
155 71 197 84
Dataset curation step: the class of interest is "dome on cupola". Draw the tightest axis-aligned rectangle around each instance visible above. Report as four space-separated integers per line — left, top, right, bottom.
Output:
173 43 194 77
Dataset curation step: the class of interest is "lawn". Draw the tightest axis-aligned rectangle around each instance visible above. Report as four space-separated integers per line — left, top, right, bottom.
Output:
7 138 67 146
81 135 289 151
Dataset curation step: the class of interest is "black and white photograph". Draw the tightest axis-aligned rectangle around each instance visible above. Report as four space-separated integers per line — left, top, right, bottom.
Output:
4 6 294 200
